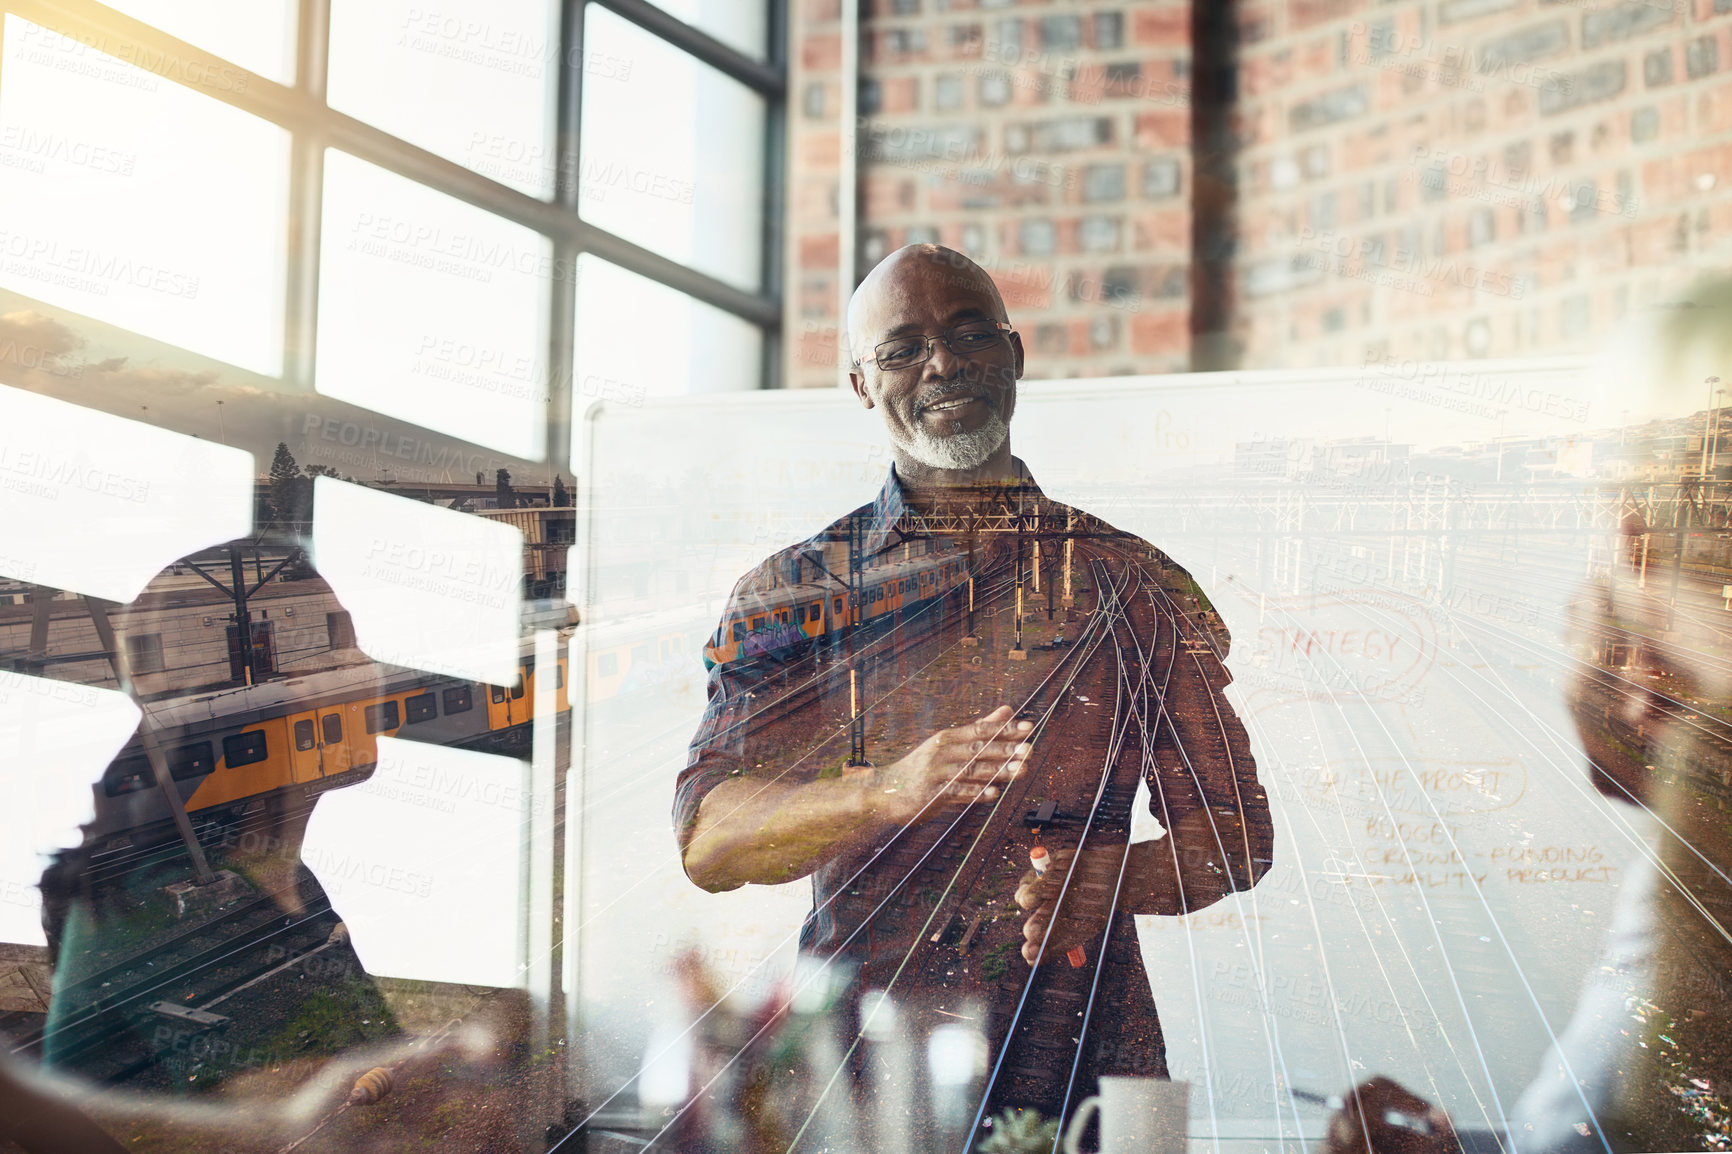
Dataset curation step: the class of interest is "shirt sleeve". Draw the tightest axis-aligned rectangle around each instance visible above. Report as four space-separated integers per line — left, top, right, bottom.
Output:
673 657 759 854
672 561 814 858
1133 550 1273 913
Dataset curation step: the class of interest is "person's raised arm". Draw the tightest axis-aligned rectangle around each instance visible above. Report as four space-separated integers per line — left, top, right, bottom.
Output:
681 706 1032 892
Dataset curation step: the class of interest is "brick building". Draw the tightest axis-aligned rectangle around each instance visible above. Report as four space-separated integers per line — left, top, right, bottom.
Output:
786 0 1732 387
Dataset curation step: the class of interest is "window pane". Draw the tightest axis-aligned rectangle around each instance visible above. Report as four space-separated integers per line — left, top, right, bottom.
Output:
573 258 762 402
328 0 558 198
641 0 767 61
223 730 268 767
104 757 154 797
316 149 553 461
100 0 296 84
365 700 400 733
0 16 290 376
580 5 765 292
169 742 215 780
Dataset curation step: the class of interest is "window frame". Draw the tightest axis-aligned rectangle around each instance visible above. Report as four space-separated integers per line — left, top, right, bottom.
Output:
2 0 789 466
223 729 270 768
364 699 401 734
125 632 165 674
405 691 438 724
169 741 216 780
103 755 156 797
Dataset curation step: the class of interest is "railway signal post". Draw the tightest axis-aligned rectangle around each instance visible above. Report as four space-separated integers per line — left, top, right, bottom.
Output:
960 534 980 646
1009 513 1027 660
1063 515 1075 608
846 509 871 766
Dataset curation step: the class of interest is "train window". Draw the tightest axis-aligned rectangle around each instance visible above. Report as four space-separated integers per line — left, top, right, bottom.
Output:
322 714 343 745
632 643 651 665
491 685 507 704
169 742 215 780
443 685 473 714
556 664 565 689
365 700 401 733
729 622 744 642
833 597 843 614
597 654 618 677
103 756 155 797
750 616 764 631
294 720 316 752
510 682 524 700
223 730 269 768
405 692 437 724
808 604 820 622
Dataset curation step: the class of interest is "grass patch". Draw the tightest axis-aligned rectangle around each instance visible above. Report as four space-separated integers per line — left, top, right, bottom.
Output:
980 941 1017 982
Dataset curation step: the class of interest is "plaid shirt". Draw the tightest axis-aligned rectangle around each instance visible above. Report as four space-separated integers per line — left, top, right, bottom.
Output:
677 461 1269 966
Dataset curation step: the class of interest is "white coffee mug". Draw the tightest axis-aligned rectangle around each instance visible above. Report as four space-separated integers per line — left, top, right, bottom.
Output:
1062 1077 1189 1154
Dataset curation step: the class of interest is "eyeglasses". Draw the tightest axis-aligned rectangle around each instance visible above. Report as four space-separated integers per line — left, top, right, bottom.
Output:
858 321 1014 371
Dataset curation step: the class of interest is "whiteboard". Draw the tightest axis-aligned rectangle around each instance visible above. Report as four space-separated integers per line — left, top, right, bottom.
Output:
570 357 1638 1141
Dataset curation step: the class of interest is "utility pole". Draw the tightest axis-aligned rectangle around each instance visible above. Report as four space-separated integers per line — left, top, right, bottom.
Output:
1702 377 1721 477
1063 511 1074 609
1669 529 1685 632
1009 513 1027 660
846 511 868 766
229 545 255 685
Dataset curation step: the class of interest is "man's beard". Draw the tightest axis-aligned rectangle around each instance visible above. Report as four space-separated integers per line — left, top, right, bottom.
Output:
895 382 1011 471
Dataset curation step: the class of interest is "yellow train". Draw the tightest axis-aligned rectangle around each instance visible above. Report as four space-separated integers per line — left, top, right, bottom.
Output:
92 544 972 849
93 655 568 847
701 547 970 668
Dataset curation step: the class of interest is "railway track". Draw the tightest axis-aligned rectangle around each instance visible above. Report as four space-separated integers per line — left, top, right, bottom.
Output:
565 556 1121 1152
951 543 1261 1143
969 556 1160 1123
560 538 1266 1153
9 889 341 1084
786 541 1258 1147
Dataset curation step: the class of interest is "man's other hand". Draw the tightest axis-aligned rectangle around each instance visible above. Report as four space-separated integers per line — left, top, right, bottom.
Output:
1014 845 1117 966
876 705 1031 821
1324 1077 1459 1154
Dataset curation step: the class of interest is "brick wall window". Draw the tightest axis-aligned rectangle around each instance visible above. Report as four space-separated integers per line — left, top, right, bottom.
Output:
327 610 356 649
125 633 164 675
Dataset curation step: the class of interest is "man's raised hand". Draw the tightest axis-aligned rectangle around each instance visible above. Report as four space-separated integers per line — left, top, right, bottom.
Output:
874 705 1032 823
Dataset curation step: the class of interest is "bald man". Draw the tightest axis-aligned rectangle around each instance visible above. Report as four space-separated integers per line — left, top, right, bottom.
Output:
676 245 1270 1130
